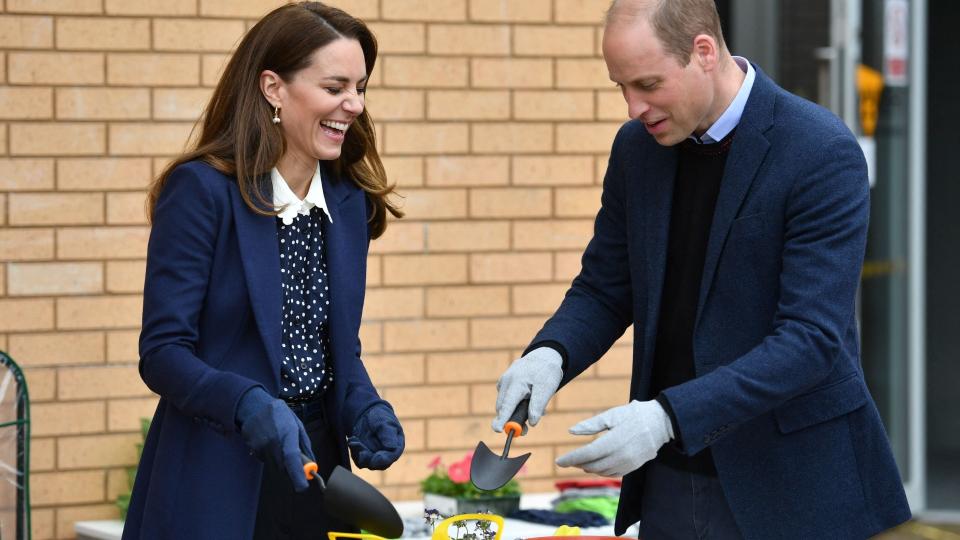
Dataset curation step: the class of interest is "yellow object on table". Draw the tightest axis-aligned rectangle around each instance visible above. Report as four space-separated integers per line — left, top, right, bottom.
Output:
552 525 582 536
431 513 505 540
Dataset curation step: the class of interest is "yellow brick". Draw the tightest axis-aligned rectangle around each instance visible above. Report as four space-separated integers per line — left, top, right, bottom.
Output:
0 158 54 190
9 122 105 156
31 401 105 436
152 88 210 120
59 433 141 469
427 350 510 382
0 298 53 331
23 367 57 401
57 295 143 329
555 378 631 410
8 193 103 225
0 194 5 225
366 255 381 287
471 123 552 154
383 0 465 21
425 156 508 187
514 219 593 250
471 58 553 89
426 220 510 252
426 285 509 317
512 283 569 315
40 318 120 358
56 504 121 540
109 123 193 155
108 53 199 86
366 89 424 120
199 0 277 17
0 87 53 119
8 52 103 84
513 155 594 185
362 353 424 386
7 262 103 295
556 186 602 217
56 17 149 50
323 0 380 18
597 89 625 120
108 396 158 431
428 90 510 120
400 418 425 450
426 412 583 449
383 319 468 352
32 508 54 540
105 191 147 225
31 437 55 470
470 187 551 218
470 253 553 283
596 344 632 376
428 24 510 55
384 123 468 155
106 0 196 15
382 57 468 88
555 250 583 281
398 188 467 219
471 316 544 348
468 0 550 21
368 23 425 54
0 52 5 83
154 19 246 52
57 157 152 190
557 122 621 153
514 90 594 120
363 287 424 319
514 25 595 56
383 254 467 285
59 364 146 400
0 14 53 48
0 123 5 155
31 470 104 506
555 0 611 23
557 58 611 88
0 228 55 260
56 87 150 120
383 449 477 485
383 156 424 187
368 221 425 254
7 0 101 13
201 53 229 87
106 329 139 363
383 385 469 417
106 260 146 292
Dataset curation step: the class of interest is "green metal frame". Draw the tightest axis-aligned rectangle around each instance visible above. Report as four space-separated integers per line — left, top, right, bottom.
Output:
0 351 31 540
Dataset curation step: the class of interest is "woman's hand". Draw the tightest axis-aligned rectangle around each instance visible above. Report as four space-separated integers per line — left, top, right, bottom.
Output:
348 403 405 470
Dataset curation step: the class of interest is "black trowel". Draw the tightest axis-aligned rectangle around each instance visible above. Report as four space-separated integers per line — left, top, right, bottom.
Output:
470 398 532 491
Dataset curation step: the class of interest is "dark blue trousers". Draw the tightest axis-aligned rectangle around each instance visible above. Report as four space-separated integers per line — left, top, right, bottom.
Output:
639 458 744 540
253 398 356 540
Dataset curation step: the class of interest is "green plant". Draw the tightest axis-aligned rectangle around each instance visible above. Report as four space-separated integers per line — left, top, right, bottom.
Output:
420 453 520 499
116 417 150 520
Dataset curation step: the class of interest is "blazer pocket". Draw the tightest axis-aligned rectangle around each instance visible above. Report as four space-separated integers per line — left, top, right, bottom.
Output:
774 373 867 434
729 213 765 239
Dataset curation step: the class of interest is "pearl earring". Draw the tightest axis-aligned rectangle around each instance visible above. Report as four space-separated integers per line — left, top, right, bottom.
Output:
272 106 281 124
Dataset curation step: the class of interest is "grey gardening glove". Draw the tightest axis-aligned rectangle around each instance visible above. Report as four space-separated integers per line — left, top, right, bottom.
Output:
492 346 563 432
555 399 674 477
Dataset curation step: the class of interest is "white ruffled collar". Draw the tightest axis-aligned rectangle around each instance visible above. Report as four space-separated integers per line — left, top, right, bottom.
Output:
271 164 332 226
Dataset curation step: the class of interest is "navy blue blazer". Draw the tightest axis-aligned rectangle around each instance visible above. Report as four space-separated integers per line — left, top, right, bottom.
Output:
532 68 911 538
123 161 385 539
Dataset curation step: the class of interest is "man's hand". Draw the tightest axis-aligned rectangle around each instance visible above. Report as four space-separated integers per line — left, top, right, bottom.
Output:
492 347 563 432
555 400 674 477
348 403 405 470
236 387 313 492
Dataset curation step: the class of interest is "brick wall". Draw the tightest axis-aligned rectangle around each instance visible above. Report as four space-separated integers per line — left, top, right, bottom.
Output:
0 1 634 537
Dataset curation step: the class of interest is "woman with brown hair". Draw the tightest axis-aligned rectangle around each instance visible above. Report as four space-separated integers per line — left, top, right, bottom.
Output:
124 3 404 539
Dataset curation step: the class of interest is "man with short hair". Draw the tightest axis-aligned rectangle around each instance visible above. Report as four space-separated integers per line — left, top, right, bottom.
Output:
492 0 911 538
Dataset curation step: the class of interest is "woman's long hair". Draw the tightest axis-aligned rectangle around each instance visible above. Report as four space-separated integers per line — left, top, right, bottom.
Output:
146 1 402 238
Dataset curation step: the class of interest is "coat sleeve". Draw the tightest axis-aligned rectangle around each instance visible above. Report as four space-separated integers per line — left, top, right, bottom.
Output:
662 133 870 455
139 164 260 433
529 126 636 385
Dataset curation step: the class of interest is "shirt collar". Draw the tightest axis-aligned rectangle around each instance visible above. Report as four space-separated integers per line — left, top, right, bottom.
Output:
271 163 333 226
690 56 756 144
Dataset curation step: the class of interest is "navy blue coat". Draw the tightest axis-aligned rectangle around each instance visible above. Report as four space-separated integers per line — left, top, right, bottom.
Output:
124 161 385 539
532 68 911 538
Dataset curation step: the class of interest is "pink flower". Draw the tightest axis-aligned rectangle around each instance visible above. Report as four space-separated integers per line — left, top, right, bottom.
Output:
447 454 472 483
427 456 442 469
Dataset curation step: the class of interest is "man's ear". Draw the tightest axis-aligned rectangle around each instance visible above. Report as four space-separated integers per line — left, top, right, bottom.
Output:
692 33 719 71
260 69 284 108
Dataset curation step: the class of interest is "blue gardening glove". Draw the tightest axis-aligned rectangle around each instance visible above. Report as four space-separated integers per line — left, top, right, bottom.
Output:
492 347 563 433
555 400 674 477
348 403 404 470
236 387 314 492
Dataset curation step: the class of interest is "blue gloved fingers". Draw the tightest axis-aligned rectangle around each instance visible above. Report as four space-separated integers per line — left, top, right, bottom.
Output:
298 420 316 463
349 404 405 470
282 428 310 493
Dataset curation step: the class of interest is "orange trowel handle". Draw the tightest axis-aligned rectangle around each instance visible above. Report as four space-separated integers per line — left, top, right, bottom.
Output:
300 452 325 489
503 398 530 438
